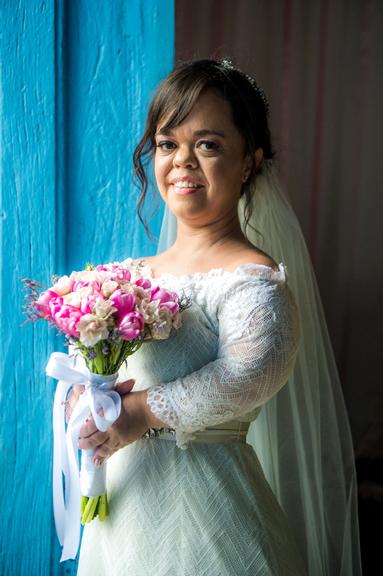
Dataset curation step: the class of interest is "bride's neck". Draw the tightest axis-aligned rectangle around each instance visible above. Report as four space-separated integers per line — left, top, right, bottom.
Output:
172 215 245 258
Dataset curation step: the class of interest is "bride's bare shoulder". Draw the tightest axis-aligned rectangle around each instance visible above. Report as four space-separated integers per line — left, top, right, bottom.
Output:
230 247 279 272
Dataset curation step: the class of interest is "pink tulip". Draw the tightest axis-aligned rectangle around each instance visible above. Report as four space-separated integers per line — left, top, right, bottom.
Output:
94 263 131 281
34 289 60 320
111 268 131 282
80 292 103 315
150 287 179 314
118 312 144 340
135 277 152 289
49 295 65 319
95 264 109 271
109 290 135 318
53 305 83 337
72 279 102 292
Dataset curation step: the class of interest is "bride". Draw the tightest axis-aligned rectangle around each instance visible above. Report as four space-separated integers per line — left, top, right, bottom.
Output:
74 59 361 575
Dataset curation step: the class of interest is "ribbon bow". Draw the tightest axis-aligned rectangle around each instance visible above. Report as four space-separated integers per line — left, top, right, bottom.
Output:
46 351 121 562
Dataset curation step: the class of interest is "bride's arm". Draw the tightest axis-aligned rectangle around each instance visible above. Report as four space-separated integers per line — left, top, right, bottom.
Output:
78 278 299 460
144 279 301 448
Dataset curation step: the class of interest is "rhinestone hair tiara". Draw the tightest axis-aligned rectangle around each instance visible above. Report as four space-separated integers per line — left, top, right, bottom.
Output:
220 58 270 115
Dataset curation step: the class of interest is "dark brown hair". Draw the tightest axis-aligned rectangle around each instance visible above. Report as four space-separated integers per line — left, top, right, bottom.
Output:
133 58 274 235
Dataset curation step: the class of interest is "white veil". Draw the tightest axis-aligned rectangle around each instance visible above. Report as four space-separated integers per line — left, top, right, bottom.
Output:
156 160 362 575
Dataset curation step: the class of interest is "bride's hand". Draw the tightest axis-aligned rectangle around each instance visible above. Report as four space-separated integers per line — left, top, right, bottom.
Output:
64 379 135 422
65 384 84 422
78 380 166 467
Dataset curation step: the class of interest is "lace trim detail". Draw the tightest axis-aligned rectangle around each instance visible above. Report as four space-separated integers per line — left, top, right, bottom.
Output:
145 262 287 285
146 384 179 428
146 385 205 449
122 257 287 285
121 258 288 318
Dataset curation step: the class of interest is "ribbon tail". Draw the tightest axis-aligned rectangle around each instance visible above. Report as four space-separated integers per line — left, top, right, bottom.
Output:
52 379 72 546
58 397 89 561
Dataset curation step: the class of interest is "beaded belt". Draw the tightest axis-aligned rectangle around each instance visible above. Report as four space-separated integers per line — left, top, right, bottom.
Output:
143 420 250 444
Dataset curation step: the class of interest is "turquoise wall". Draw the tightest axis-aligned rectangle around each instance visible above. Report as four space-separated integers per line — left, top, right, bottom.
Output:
0 1 174 574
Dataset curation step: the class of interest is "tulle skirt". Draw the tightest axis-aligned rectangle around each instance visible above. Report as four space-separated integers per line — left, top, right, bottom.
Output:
77 436 306 576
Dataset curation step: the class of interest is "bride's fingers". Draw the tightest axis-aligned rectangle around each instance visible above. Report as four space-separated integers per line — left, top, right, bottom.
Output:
79 416 99 439
94 441 120 464
73 384 85 397
116 379 135 395
94 443 112 458
78 430 108 449
65 384 85 422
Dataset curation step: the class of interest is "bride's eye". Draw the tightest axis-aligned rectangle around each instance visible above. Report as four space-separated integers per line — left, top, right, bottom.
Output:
156 141 176 151
198 140 220 152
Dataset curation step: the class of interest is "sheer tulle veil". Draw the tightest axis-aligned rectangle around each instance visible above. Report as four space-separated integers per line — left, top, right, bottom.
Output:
156 159 362 575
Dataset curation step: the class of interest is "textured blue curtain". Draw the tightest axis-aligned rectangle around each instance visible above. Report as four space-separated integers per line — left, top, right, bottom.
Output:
0 1 174 574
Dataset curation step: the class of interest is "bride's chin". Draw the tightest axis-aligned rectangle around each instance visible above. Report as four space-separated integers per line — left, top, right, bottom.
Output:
170 210 204 224
166 199 207 219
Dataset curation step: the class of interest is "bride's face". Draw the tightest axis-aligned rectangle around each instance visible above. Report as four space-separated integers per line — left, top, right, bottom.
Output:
154 89 253 226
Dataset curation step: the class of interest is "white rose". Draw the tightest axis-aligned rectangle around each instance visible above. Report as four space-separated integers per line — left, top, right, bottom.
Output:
52 275 73 296
138 299 160 324
101 280 119 298
92 299 116 319
132 285 150 301
77 314 109 347
63 286 93 308
118 283 148 303
150 307 173 340
63 292 81 308
72 270 111 284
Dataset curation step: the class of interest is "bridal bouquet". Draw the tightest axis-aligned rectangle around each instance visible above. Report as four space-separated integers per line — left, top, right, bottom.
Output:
23 259 186 560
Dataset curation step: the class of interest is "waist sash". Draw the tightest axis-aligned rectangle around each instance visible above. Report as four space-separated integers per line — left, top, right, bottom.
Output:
146 420 251 444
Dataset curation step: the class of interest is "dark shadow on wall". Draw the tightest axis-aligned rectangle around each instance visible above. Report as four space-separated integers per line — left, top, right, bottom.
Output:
175 1 383 574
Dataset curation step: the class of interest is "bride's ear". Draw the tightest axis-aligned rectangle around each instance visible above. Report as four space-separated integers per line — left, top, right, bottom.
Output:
255 148 264 172
242 148 264 182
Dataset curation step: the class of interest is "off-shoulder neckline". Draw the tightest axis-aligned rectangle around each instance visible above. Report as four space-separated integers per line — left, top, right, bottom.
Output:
135 260 287 284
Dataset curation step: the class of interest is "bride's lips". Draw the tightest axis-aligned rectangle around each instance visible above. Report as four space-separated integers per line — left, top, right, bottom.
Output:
170 178 205 195
171 185 204 195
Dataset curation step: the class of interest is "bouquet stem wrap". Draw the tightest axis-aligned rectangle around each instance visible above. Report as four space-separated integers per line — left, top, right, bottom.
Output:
46 352 121 561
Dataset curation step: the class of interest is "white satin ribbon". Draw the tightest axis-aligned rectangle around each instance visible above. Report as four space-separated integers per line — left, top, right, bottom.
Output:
46 351 121 562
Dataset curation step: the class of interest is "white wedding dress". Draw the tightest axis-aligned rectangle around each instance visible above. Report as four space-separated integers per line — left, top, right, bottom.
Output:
77 262 307 575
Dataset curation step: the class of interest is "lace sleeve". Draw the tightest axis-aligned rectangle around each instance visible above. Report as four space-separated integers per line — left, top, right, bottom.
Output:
146 279 300 448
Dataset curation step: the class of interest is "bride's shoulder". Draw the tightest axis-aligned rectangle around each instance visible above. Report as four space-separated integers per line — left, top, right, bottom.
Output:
228 247 279 273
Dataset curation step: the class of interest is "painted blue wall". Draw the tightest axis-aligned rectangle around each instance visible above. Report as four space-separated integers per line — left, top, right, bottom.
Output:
0 1 174 574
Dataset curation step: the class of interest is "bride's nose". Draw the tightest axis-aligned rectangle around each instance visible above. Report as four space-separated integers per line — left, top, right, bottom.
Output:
173 145 198 168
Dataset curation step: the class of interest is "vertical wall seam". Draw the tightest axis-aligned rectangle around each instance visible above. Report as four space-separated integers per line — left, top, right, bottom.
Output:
54 0 65 275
